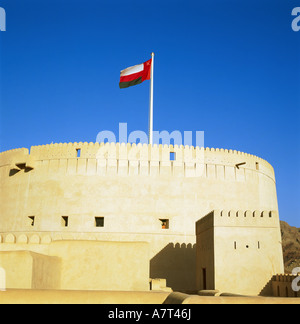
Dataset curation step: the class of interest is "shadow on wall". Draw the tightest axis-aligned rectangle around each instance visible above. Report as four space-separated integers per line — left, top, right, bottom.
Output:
150 243 196 293
259 276 274 296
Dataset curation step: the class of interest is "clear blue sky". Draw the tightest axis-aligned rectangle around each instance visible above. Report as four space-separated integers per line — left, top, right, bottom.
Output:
0 0 299 226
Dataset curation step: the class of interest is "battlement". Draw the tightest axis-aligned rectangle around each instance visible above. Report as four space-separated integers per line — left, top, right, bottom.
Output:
272 274 300 297
27 142 272 163
274 274 300 282
196 210 280 234
0 142 275 181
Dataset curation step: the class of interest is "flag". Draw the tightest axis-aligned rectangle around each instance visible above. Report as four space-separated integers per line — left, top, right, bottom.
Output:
119 58 152 89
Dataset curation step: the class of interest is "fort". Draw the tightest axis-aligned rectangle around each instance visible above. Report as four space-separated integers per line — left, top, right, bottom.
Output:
0 141 299 303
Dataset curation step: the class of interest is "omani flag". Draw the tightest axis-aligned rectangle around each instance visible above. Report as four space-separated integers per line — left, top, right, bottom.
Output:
119 58 152 89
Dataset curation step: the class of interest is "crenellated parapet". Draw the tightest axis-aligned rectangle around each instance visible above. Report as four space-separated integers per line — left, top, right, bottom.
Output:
196 210 281 235
215 209 280 227
0 142 275 181
274 274 300 282
272 274 300 297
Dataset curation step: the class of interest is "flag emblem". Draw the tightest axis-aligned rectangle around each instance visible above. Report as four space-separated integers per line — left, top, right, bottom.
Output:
119 59 152 89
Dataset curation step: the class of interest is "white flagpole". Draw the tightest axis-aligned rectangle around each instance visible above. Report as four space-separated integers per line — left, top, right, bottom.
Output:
149 52 154 145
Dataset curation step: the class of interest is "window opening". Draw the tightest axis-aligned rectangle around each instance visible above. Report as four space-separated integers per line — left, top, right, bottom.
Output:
28 216 35 226
61 216 69 227
202 268 207 290
95 217 104 227
159 219 169 229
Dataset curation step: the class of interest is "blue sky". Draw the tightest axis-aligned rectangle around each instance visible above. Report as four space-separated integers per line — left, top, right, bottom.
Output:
0 0 299 226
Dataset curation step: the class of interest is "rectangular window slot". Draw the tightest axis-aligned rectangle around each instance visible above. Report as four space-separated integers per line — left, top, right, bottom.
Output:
202 268 207 290
234 241 237 249
76 148 81 158
28 216 35 226
159 219 169 229
170 152 176 161
256 162 259 170
95 217 104 227
61 216 69 227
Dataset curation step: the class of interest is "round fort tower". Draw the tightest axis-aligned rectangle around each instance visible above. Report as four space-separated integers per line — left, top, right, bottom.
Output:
0 142 279 291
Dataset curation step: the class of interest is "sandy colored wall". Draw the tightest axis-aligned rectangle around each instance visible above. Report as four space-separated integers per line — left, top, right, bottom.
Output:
0 142 279 292
0 250 60 289
0 289 171 304
0 143 278 238
49 240 149 291
0 289 299 304
196 210 284 296
0 240 149 291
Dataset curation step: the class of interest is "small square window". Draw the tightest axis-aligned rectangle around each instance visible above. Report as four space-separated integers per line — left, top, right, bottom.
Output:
159 219 169 229
28 216 35 226
61 216 69 227
95 217 104 227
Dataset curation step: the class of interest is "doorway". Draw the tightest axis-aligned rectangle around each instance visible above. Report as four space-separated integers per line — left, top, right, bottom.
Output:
202 268 207 290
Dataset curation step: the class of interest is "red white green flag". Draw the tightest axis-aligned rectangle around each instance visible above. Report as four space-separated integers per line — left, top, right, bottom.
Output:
119 58 152 89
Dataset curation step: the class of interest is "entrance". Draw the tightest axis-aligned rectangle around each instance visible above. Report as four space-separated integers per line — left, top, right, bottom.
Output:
202 268 207 290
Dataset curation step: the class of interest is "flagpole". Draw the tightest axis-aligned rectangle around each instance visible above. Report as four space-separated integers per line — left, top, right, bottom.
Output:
149 52 154 145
